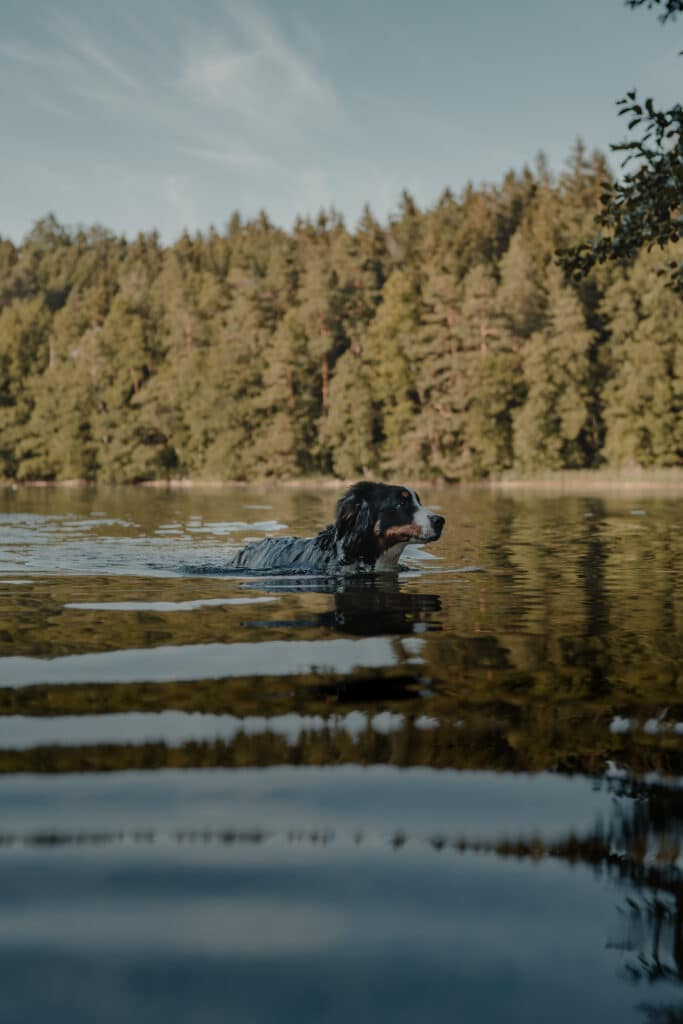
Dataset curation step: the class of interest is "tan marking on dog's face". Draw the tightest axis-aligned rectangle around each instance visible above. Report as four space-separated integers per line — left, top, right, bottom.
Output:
376 523 421 550
385 523 421 540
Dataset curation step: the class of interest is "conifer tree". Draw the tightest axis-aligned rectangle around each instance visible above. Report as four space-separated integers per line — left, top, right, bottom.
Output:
249 310 313 477
497 230 546 338
195 270 270 479
16 293 99 480
354 206 390 313
363 268 423 474
0 296 51 476
318 349 377 477
459 266 522 476
513 266 598 472
296 239 348 417
1 147 679 484
387 191 422 268
414 251 464 478
0 239 17 307
498 167 537 247
601 252 683 466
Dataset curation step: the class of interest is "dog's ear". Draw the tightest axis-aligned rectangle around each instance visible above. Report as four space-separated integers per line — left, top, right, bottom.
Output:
335 487 377 565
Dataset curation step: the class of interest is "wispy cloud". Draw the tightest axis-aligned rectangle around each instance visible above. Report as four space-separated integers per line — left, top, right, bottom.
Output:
27 93 83 122
183 2 337 127
187 144 274 171
50 14 140 92
230 4 334 106
0 37 77 77
0 9 139 113
0 0 346 241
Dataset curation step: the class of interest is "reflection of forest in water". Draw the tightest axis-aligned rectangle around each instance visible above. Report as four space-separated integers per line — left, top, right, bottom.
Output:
2 487 682 780
0 487 682 1017
0 781 680 1004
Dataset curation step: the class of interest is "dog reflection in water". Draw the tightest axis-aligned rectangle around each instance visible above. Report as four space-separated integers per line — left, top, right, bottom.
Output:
228 481 445 574
243 576 443 638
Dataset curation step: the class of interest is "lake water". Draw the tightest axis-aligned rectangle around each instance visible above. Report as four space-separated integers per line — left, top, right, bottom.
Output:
0 483 681 1023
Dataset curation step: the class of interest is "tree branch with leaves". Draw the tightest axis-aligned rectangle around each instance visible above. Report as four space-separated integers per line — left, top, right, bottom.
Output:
557 0 682 292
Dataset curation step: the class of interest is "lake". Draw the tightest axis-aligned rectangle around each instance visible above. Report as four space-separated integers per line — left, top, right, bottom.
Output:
0 482 681 1024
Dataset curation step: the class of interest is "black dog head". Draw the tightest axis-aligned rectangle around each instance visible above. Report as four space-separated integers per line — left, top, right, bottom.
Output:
334 481 445 568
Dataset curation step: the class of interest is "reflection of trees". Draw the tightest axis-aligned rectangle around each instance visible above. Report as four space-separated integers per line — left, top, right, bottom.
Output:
2 492 682 725
451 493 683 706
602 779 683 993
617 892 682 984
641 1006 683 1024
458 827 683 1014
0 773 680 1005
2 673 683 778
3 488 683 1022
0 573 444 658
431 785 683 1005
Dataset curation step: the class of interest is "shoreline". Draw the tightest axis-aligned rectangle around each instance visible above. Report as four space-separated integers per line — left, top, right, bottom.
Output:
2 469 683 492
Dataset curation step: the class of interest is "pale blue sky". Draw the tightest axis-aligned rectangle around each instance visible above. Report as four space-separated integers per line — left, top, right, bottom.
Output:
2 0 681 242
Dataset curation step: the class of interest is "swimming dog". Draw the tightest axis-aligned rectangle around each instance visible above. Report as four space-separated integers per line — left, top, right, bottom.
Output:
227 481 445 573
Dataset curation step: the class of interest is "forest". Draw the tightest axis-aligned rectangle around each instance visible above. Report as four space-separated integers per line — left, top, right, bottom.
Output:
0 141 681 483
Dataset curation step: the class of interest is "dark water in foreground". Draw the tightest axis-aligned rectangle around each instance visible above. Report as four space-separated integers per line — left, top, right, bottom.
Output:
0 484 682 1024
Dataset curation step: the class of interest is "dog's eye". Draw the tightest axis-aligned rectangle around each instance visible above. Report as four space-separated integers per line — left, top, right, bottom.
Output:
400 490 410 503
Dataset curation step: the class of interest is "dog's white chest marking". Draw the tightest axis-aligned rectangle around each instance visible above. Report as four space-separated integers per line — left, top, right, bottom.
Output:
374 542 408 572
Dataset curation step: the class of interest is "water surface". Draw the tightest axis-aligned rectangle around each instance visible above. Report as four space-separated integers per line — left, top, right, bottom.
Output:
0 484 682 1023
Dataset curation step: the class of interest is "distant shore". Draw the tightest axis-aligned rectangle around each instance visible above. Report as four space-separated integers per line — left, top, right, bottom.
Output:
2 469 683 492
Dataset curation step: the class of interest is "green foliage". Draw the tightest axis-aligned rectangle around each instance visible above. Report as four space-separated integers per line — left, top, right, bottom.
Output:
514 267 598 473
601 252 683 466
626 0 682 22
0 141 681 482
363 269 422 474
318 350 377 477
558 3 683 291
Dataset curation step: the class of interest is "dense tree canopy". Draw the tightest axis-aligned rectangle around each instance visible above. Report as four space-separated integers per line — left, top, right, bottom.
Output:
0 141 681 483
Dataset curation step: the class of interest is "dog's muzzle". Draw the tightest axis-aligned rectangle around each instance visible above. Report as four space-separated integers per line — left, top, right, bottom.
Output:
420 513 445 542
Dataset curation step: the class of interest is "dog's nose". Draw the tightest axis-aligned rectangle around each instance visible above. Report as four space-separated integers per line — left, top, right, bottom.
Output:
429 513 445 534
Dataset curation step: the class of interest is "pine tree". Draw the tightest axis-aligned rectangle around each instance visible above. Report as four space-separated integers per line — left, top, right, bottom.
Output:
601 252 683 466
318 349 377 477
387 190 422 268
0 296 51 476
497 230 546 338
354 206 390 313
363 268 423 475
249 310 313 477
457 265 521 477
1 147 678 484
16 292 99 480
513 266 598 472
414 249 464 478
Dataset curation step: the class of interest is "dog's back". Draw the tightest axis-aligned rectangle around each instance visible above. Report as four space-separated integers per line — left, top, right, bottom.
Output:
227 526 338 573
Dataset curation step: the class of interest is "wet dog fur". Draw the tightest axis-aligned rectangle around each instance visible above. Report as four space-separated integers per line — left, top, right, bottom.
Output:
227 481 445 574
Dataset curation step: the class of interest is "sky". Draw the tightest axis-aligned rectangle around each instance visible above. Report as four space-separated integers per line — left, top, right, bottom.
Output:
2 0 681 243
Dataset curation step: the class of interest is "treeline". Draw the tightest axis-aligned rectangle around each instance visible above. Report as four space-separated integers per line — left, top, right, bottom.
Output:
0 142 681 483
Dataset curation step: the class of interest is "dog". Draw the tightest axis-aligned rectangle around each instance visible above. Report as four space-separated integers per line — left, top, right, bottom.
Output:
227 481 445 574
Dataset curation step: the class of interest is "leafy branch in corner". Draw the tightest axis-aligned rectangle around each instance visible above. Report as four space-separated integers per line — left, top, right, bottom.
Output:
625 0 682 22
557 0 683 291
